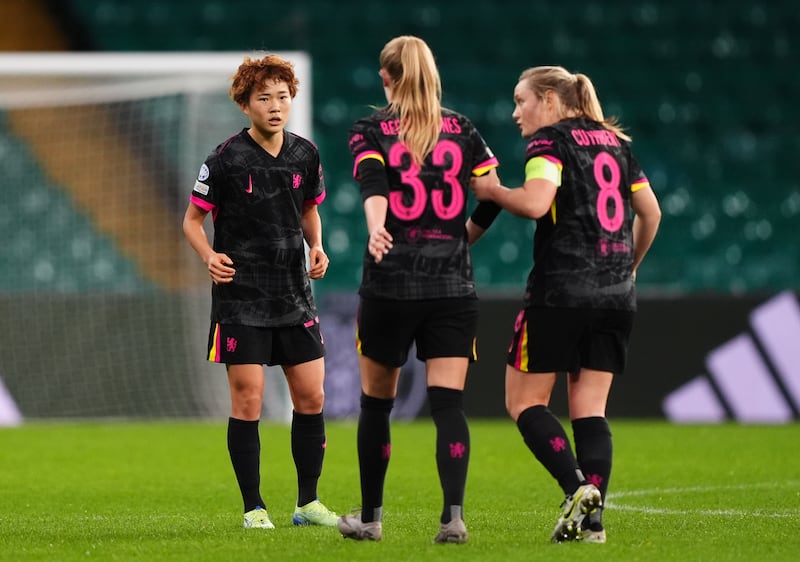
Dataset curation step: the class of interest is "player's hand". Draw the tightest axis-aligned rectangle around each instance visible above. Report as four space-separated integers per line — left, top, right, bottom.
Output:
307 245 330 279
470 169 500 201
206 252 235 284
368 226 393 264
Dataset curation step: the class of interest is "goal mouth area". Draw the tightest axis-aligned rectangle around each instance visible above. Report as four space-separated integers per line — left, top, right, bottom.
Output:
0 51 313 420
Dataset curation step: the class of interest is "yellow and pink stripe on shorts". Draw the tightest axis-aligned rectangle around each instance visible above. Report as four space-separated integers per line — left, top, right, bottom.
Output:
511 311 530 372
208 323 222 362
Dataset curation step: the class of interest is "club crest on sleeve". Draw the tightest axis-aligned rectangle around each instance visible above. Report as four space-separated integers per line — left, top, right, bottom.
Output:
198 163 210 181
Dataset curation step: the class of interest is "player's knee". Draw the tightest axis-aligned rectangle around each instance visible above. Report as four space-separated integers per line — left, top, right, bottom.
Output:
231 394 263 419
293 390 325 413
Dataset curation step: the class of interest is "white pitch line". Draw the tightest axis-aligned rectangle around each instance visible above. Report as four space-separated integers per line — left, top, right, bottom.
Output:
606 481 800 518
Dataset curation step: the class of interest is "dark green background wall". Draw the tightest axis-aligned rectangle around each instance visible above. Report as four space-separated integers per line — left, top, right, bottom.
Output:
57 0 800 295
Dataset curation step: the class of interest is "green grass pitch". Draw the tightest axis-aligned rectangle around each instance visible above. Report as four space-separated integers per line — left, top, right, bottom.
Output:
1 419 798 561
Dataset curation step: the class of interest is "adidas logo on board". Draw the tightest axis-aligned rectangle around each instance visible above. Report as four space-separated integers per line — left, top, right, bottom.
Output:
663 291 800 423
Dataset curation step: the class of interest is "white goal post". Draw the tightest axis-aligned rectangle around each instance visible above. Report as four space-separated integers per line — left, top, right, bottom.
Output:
0 51 311 134
0 52 311 422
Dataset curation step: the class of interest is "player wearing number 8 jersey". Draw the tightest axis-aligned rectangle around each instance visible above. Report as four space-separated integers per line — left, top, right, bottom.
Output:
471 66 661 543
337 35 501 544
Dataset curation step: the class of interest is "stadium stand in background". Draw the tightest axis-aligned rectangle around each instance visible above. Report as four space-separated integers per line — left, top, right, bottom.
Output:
2 0 798 295
0 0 798 422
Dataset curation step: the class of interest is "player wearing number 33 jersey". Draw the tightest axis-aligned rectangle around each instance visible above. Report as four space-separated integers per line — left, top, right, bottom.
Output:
338 35 502 545
523 117 649 311
349 107 498 300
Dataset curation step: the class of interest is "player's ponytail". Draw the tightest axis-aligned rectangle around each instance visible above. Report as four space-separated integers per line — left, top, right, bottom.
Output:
574 73 604 123
574 73 630 142
380 36 442 166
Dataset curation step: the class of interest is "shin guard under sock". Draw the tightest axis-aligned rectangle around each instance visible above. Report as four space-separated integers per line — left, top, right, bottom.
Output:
516 405 583 495
572 416 612 501
227 417 264 512
429 386 470 524
357 393 394 522
291 411 326 506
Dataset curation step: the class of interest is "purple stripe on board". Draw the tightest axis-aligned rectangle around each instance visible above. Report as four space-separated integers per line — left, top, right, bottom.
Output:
662 376 726 423
750 291 800 411
706 333 792 423
0 376 23 426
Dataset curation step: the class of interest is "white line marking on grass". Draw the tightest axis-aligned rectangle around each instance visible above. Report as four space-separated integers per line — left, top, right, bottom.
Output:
606 481 800 518
607 503 799 517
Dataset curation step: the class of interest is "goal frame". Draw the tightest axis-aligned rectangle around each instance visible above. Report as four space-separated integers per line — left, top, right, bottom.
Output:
0 51 312 138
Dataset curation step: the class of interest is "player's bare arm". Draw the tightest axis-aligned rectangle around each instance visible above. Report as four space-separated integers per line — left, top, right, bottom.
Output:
301 203 329 279
631 184 662 275
363 195 393 264
182 202 235 284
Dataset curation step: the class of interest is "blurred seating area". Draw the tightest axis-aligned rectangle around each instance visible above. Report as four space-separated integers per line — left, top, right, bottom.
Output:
0 111 150 291
4 0 798 294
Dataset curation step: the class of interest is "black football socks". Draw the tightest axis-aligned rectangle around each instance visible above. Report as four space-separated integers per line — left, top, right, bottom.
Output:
227 417 265 512
516 405 584 495
291 411 326 506
357 393 394 523
572 416 612 501
429 386 470 524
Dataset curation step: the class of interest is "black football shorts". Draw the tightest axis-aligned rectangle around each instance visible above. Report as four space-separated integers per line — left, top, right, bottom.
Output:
207 318 324 366
508 306 634 375
356 297 479 367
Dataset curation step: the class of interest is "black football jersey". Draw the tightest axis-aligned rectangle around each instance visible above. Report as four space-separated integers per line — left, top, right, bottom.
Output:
189 129 326 326
523 118 650 311
349 108 499 300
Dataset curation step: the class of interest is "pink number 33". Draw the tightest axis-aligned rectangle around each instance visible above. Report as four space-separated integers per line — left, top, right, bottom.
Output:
388 140 464 221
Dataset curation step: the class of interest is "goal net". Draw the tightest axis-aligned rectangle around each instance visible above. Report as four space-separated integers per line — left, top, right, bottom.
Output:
0 52 311 423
